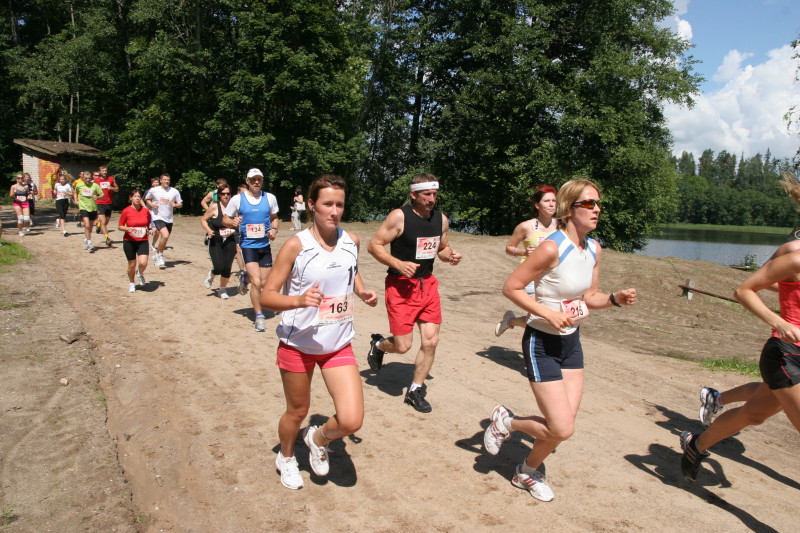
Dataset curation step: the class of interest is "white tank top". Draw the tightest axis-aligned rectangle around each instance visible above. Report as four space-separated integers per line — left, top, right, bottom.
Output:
276 228 359 354
527 230 597 336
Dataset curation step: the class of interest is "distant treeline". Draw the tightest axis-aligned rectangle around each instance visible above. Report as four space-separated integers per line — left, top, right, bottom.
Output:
669 149 800 229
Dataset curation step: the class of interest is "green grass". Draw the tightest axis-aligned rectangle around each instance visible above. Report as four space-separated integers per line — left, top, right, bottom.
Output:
0 505 16 527
0 242 31 270
659 222 792 234
700 357 761 377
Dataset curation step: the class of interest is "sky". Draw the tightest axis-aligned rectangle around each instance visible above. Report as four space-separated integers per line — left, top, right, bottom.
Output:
662 0 800 161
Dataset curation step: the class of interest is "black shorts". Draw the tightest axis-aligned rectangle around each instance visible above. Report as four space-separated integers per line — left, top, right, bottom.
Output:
123 240 150 261
97 205 112 217
80 209 98 221
522 326 584 382
759 337 800 390
154 220 173 233
55 199 69 219
241 246 273 268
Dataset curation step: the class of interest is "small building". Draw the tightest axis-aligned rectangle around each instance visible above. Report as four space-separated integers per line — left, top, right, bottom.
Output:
13 139 107 199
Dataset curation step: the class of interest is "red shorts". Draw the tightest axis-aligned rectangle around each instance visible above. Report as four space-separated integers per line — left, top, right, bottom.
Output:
385 274 442 336
276 342 356 373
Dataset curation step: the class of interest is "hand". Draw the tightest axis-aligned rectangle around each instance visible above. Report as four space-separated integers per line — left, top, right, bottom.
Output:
207 230 215 238
544 309 575 333
448 250 462 266
525 245 536 256
615 288 636 306
396 260 421 277
299 281 323 308
268 228 277 241
359 290 378 307
233 216 242 225
775 320 800 344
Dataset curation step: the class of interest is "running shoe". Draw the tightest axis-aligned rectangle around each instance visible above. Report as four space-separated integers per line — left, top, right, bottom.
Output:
87 240 95 252
699 386 723 426
254 315 266 332
512 464 554 502
680 431 708 483
105 236 113 247
237 270 248 295
158 254 166 269
24 227 30 233
404 387 432 413
83 239 89 250
96 225 101 234
220 289 229 300
129 283 136 293
484 404 513 455
303 426 330 476
19 231 25 237
63 231 68 237
136 272 146 286
204 271 214 289
367 333 385 371
275 453 303 490
495 310 516 336
150 244 157 253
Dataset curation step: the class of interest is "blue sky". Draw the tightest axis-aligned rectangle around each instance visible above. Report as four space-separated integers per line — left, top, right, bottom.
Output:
663 0 800 160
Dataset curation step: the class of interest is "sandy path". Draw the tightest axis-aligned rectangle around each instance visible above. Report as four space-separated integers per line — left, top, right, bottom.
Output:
11 205 800 532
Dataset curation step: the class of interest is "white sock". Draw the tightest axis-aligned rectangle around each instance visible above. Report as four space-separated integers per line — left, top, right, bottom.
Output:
503 415 514 432
409 382 423 392
520 462 539 475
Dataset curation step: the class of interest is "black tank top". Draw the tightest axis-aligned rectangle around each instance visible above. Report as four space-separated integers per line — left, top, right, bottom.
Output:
388 204 443 278
209 203 237 238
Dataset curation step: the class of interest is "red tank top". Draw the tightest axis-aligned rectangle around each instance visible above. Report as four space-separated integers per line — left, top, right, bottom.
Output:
774 280 800 338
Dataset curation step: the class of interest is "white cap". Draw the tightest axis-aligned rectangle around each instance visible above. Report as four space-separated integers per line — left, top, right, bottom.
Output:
246 168 263 179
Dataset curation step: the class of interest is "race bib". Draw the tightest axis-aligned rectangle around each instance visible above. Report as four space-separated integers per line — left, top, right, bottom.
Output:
318 293 355 325
561 297 589 322
246 223 266 238
536 235 548 246
81 188 94 197
128 227 147 238
56 191 66 200
415 236 440 260
100 182 110 189
219 228 235 238
159 197 169 204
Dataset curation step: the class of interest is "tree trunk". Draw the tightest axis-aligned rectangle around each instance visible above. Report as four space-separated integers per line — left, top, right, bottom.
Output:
8 0 18 46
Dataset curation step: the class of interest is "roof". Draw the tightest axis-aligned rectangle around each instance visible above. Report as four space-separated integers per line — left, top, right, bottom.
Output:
13 139 106 160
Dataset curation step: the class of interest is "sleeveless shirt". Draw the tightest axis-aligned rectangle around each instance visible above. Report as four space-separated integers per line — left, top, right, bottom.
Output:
774 280 800 339
238 191 272 249
388 204 443 278
520 219 557 264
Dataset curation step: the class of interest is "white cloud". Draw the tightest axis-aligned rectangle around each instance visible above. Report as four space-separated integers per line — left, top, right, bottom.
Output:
672 0 690 16
665 44 800 160
662 15 692 42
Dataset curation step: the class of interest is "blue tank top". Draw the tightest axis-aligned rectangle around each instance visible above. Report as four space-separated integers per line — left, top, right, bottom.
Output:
238 191 272 249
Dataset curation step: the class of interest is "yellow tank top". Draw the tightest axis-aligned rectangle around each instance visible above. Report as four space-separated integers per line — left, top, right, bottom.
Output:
520 219 557 263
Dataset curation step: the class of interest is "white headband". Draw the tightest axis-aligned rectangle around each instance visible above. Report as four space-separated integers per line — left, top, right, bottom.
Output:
410 181 439 192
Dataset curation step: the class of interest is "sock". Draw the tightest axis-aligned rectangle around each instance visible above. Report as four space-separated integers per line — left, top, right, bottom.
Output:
521 462 539 475
255 313 264 318
409 382 422 392
503 415 514 433
104 233 109 238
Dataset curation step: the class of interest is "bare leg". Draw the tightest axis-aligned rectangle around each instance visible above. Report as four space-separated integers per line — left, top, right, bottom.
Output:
720 382 761 406
412 322 440 385
315 364 364 445
278 368 313 458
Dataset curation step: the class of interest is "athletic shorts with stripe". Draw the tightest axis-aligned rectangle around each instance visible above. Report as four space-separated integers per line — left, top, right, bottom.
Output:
760 336 800 390
521 325 584 383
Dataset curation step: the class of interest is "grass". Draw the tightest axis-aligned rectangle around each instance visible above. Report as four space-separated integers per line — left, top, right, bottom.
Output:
0 242 31 271
0 505 16 527
663 351 760 377
659 222 792 234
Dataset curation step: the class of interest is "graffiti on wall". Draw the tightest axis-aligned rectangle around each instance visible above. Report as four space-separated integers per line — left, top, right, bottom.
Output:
38 159 60 199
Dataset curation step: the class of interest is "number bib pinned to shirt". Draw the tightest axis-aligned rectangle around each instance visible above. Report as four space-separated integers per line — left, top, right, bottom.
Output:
128 227 147 238
81 188 94 197
219 228 235 238
245 223 265 239
318 293 355 325
100 182 110 189
159 197 169 204
561 297 589 321
415 236 440 260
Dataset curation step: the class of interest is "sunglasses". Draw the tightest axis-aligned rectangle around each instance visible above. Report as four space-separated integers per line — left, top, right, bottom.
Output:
572 199 602 209
219 192 231 196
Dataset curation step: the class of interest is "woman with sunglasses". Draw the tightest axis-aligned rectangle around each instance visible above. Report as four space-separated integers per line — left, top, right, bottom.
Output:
260 174 377 490
495 184 558 336
483 178 636 501
200 184 238 299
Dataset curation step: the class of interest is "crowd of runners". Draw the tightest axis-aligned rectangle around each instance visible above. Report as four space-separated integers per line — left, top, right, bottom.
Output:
4 167 800 502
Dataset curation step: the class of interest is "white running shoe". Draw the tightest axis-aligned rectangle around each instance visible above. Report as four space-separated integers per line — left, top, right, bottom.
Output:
129 283 136 293
484 404 512 455
87 240 95 252
275 453 304 490
83 239 89 250
157 253 166 269
204 271 214 289
699 387 723 426
150 244 157 253
512 464 554 502
19 231 25 237
254 315 266 332
137 272 145 286
495 310 515 336
220 289 229 300
303 426 330 476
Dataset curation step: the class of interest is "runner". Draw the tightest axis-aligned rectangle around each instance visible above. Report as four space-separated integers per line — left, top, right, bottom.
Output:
10 173 30 236
290 187 305 230
73 172 87 227
483 178 636 501
260 174 378 490
145 173 183 269
223 169 279 331
200 184 238 299
145 177 161 252
680 186 800 482
366 173 462 413
74 173 105 251
495 184 558 336
94 165 119 246
118 189 155 293
23 173 37 227
53 171 73 237
234 183 248 295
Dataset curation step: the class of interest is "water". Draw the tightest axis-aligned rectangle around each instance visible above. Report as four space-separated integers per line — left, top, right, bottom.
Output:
636 227 794 267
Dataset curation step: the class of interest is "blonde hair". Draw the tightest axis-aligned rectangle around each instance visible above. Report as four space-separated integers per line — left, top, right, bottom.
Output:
555 178 601 229
780 172 800 210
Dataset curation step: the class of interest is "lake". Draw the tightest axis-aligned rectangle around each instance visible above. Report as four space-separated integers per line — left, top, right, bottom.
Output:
636 226 795 267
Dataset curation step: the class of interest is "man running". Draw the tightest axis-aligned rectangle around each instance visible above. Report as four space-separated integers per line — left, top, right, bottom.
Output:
223 168 279 332
94 165 119 246
366 173 462 412
145 173 183 268
74 174 105 251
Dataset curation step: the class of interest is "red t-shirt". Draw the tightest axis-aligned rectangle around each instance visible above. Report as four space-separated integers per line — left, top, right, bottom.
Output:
119 205 152 241
94 176 116 205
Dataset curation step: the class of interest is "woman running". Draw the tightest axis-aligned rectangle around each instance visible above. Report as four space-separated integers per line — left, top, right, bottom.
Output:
10 173 30 236
680 176 800 482
54 171 73 236
495 184 558 336
483 178 636 501
118 189 154 293
261 174 377 490
200 184 238 299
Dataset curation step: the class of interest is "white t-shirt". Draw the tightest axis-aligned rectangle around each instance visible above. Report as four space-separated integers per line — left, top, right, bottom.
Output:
145 186 183 222
54 183 72 200
224 191 279 217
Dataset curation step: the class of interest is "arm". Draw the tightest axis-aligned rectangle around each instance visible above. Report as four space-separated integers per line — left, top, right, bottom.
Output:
505 221 531 257
734 251 800 343
117 210 128 233
368 209 421 277
201 191 213 210
200 204 217 237
260 237 323 311
222 197 241 228
268 212 279 240
581 246 636 309
436 213 461 265
349 232 378 306
110 178 119 192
